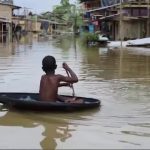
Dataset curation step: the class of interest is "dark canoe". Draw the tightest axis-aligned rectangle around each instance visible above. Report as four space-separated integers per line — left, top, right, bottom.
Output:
0 93 101 112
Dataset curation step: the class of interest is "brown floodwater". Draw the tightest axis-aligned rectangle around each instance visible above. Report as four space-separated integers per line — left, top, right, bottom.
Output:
0 33 150 149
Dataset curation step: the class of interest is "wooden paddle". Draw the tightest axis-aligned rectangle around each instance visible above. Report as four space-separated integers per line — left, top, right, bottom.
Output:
65 70 84 104
66 70 75 97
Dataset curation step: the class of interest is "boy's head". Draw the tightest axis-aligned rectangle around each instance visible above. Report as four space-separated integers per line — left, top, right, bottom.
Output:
42 55 57 73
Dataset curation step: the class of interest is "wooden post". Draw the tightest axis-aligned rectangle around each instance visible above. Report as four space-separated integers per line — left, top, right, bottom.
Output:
35 15 37 32
2 23 3 43
8 23 11 42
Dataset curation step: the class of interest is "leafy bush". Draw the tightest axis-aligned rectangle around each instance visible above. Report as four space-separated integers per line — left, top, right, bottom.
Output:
82 32 98 42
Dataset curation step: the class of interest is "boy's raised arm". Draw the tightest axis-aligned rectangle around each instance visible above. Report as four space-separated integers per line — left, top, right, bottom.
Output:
59 63 78 83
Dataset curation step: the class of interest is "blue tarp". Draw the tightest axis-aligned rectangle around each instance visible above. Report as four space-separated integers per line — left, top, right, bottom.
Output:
89 24 94 33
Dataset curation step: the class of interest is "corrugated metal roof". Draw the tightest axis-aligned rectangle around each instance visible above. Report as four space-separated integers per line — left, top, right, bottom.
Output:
99 13 120 20
86 3 120 12
0 18 11 23
0 2 21 9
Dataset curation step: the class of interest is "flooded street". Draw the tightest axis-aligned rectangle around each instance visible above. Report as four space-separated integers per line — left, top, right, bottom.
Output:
0 34 150 149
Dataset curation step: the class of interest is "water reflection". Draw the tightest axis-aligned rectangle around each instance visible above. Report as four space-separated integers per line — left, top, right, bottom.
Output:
0 110 72 149
0 42 15 57
78 44 150 80
12 33 33 47
0 33 34 57
0 35 7 43
52 35 73 51
0 108 99 149
40 117 72 149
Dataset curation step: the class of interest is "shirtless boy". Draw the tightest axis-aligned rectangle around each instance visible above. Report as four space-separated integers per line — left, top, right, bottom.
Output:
39 55 82 103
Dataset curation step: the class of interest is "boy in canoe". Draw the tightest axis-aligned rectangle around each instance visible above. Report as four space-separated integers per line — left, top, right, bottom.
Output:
39 55 83 103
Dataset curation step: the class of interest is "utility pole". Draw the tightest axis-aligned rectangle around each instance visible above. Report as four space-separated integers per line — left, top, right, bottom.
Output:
119 0 123 47
147 0 150 37
119 0 123 78
74 5 77 35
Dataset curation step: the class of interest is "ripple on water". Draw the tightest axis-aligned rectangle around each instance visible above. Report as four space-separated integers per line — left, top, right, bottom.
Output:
122 130 150 137
129 123 150 128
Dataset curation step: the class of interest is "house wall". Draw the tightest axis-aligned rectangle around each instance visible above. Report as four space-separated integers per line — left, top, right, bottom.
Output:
12 17 42 32
32 21 41 32
124 8 148 17
115 20 146 40
18 20 41 32
0 4 12 22
83 0 101 11
0 4 12 41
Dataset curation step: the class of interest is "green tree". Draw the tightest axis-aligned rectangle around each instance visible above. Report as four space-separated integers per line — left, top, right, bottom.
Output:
53 2 71 20
50 0 84 32
60 0 70 6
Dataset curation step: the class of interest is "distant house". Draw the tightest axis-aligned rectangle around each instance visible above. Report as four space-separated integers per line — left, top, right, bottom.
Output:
12 12 67 34
0 1 21 41
80 0 150 40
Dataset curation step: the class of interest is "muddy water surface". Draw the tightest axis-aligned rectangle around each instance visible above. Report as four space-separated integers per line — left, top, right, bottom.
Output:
0 34 150 149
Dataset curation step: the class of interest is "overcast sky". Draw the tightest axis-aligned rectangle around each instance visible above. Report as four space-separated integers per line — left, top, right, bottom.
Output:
14 0 76 13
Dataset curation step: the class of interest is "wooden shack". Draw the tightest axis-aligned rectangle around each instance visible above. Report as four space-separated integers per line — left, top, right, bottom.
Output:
0 2 21 42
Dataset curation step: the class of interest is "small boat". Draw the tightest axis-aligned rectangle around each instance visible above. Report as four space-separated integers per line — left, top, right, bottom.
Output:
0 93 101 112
